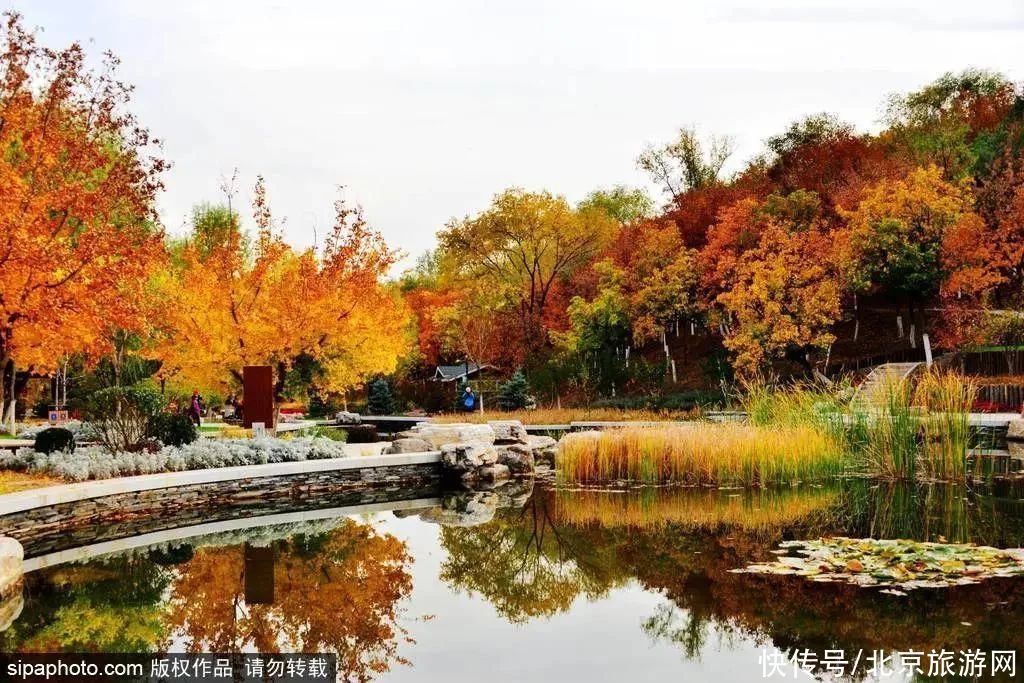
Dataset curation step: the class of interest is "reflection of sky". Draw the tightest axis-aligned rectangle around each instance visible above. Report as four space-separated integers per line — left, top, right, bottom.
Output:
373 512 770 682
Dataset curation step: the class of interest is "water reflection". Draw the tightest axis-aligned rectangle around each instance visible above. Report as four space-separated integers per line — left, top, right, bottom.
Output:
2 481 1024 681
2 519 415 682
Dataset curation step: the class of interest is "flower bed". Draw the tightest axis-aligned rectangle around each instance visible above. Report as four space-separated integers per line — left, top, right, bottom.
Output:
0 436 351 482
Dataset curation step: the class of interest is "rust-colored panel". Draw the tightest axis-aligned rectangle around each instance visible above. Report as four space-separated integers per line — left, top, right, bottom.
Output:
243 365 275 429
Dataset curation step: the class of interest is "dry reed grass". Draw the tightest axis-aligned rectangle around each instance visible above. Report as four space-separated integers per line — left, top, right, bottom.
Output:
557 423 848 486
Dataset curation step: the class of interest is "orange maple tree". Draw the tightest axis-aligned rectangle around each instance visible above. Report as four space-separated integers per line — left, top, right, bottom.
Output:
0 12 165 422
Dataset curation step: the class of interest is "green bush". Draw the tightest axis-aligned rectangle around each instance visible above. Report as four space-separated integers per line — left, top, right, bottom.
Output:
33 427 75 455
86 385 166 453
148 411 198 447
367 378 395 415
497 370 530 411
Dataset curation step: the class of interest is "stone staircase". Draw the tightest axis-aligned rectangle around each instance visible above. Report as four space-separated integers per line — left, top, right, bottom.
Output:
850 362 923 411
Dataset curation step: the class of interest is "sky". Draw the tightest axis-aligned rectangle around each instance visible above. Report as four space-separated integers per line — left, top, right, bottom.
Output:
6 0 1024 271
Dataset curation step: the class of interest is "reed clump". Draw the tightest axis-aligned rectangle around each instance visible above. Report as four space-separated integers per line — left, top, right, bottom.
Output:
857 370 975 481
557 423 848 487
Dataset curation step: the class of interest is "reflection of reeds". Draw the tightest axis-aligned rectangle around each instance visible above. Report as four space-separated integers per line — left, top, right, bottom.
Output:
553 487 838 532
557 424 847 486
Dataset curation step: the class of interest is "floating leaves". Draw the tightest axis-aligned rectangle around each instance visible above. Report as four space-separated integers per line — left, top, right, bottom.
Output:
732 537 1024 590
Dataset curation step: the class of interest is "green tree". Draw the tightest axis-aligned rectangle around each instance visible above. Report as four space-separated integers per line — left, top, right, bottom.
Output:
497 370 530 411
366 378 395 415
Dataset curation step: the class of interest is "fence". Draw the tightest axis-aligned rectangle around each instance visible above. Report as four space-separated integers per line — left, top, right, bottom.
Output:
975 385 1024 412
961 350 1024 377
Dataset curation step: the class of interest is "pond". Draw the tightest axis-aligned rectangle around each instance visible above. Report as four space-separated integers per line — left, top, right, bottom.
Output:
3 479 1024 682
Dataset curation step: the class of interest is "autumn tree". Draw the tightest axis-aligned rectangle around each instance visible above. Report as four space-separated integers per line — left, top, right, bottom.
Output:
0 12 166 428
714 192 844 377
637 126 734 200
155 177 408 401
436 189 616 363
840 165 985 310
885 69 1019 180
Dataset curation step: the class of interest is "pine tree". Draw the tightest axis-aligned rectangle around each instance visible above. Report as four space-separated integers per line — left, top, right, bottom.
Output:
366 378 395 415
497 370 530 411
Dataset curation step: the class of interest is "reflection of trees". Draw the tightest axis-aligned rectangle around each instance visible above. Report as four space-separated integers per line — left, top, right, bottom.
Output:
445 482 1024 665
439 490 627 622
164 519 413 682
0 558 171 652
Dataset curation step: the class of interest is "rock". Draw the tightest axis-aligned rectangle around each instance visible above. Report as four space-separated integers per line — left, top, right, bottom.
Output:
384 437 434 454
477 464 511 482
1008 418 1024 442
526 435 558 468
440 441 498 473
419 491 497 527
0 537 23 601
406 423 496 448
495 443 535 475
334 411 362 425
489 420 529 444
0 590 23 633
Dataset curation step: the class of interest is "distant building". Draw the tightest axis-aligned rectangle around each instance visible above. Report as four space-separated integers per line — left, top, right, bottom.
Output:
432 362 496 383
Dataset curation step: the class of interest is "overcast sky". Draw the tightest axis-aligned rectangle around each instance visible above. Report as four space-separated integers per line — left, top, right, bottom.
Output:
7 0 1024 271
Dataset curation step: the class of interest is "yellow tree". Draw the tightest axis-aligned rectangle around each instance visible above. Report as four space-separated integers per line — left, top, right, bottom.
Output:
437 189 617 362
154 178 408 399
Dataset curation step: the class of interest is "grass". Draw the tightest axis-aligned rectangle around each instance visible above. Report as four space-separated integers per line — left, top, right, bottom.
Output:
0 470 61 494
857 371 975 482
915 371 974 481
556 423 848 487
553 486 838 533
432 406 697 425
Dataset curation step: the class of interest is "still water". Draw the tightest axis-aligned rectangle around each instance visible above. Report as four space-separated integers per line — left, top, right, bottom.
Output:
3 480 1024 682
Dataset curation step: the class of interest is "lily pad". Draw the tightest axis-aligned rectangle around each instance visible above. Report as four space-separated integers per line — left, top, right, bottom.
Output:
731 537 1024 590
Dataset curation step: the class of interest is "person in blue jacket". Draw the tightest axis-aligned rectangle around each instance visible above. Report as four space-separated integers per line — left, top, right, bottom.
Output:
462 386 476 412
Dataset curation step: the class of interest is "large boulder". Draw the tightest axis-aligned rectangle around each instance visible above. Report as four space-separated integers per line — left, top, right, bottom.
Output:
478 463 511 482
495 443 535 475
489 420 529 444
384 437 434 454
0 537 23 602
407 423 496 448
440 441 498 474
1008 418 1024 442
334 411 362 425
526 435 558 469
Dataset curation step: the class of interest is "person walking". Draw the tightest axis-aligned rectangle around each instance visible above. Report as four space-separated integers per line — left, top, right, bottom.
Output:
462 386 476 412
189 389 203 426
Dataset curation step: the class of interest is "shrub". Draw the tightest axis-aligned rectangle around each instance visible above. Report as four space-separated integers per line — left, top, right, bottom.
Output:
344 424 379 443
86 385 166 453
0 435 351 481
148 411 198 447
33 427 75 455
366 378 395 415
497 370 530 411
